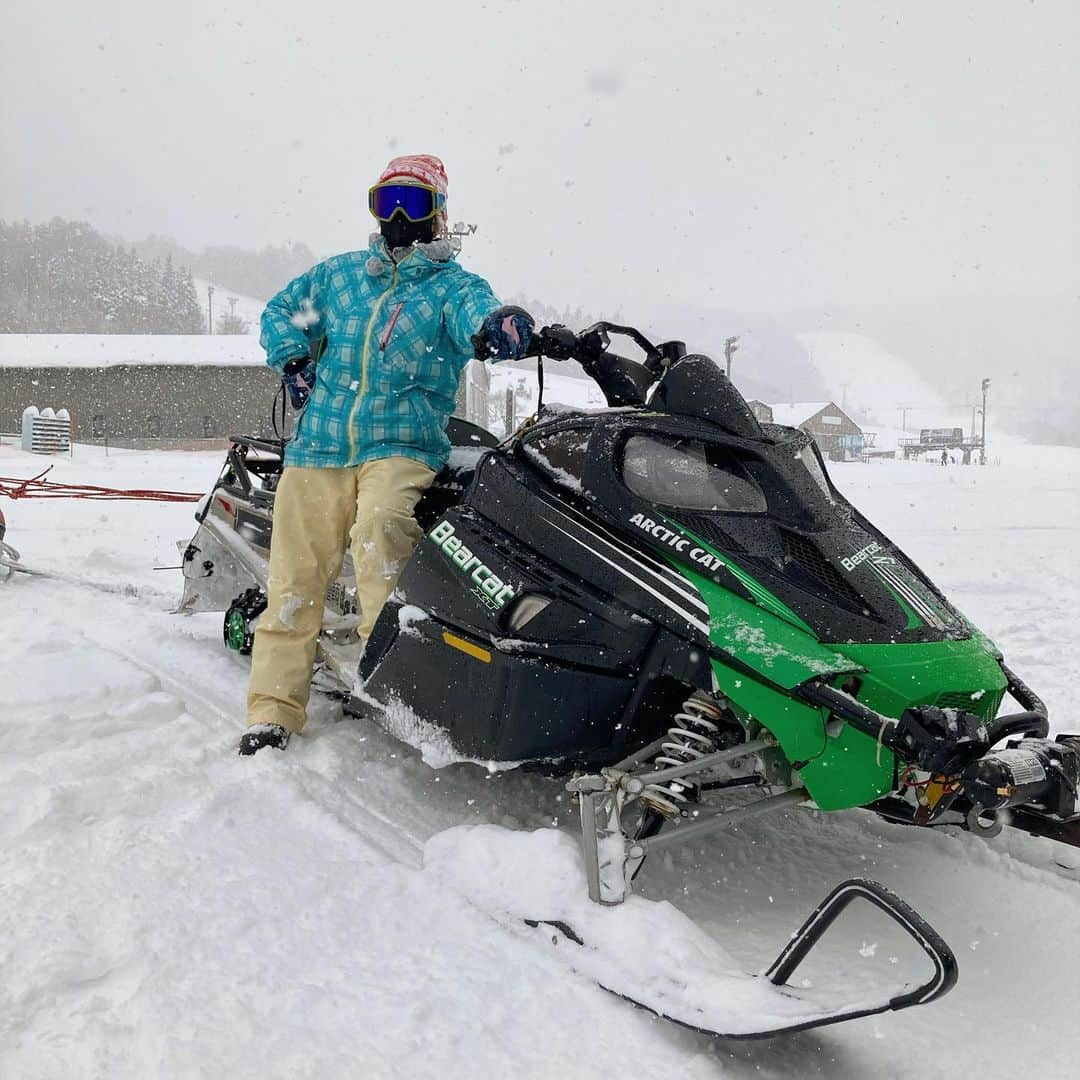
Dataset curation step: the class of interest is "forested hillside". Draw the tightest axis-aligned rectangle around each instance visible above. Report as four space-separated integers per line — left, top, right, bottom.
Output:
0 219 204 333
131 235 319 303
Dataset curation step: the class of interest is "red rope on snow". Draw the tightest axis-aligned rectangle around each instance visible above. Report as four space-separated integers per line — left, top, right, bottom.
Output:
0 466 203 503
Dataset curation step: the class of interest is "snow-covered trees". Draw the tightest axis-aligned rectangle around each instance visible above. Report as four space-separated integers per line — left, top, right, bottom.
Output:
0 218 204 333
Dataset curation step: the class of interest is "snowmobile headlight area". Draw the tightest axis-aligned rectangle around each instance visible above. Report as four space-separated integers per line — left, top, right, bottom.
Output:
504 593 552 632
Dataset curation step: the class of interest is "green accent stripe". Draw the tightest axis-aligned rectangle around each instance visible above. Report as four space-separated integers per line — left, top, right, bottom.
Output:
659 515 815 636
876 578 921 629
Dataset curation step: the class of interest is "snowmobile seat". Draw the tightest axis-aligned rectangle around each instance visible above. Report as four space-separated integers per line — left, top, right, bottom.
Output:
413 417 501 530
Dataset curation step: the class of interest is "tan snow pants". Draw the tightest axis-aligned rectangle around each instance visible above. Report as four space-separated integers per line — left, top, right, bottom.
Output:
246 458 436 733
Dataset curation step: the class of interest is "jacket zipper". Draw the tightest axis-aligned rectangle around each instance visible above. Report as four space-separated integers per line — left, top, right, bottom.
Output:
347 262 399 461
380 302 404 350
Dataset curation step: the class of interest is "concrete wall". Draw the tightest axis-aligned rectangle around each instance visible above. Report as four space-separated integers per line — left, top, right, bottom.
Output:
1 365 284 444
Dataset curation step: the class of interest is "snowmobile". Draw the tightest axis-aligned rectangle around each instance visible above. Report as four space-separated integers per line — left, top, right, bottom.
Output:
0 506 25 581
179 321 1079 1038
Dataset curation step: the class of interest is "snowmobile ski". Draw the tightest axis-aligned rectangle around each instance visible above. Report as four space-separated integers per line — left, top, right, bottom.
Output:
526 876 957 1039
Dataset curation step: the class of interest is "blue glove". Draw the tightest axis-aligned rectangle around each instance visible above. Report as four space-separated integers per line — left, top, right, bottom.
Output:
282 357 317 410
480 305 535 360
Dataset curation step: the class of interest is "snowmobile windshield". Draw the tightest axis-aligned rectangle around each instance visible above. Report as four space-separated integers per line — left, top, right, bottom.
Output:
522 425 592 492
797 443 834 503
622 434 766 513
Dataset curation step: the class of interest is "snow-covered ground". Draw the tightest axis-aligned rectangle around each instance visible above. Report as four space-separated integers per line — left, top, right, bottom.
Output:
2 436 1079 1078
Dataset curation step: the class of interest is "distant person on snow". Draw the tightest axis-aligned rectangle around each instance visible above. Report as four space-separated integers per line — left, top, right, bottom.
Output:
240 154 534 755
940 449 948 466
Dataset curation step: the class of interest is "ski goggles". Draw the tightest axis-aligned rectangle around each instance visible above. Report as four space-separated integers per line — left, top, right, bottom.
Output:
368 182 446 223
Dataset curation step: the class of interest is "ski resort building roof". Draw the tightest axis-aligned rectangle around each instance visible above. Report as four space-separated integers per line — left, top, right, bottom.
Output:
0 334 276 448
767 401 836 428
0 334 266 369
765 401 864 461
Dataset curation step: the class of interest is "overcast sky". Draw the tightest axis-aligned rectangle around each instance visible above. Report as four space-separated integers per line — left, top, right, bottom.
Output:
3 0 1076 318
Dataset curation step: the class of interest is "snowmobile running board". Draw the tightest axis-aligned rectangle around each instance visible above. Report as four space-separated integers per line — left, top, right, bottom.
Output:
531 876 957 1039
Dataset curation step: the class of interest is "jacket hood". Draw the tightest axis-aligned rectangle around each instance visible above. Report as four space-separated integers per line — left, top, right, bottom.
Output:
365 233 458 278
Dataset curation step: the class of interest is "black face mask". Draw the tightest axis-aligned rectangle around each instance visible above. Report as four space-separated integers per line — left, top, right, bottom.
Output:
380 214 435 250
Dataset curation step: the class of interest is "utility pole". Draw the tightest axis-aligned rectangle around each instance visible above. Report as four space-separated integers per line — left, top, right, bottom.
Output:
980 377 990 465
207 284 215 335
724 336 739 378
897 405 913 433
505 387 515 435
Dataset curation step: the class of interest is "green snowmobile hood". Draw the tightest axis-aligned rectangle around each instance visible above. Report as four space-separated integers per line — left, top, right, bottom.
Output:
672 558 853 788
663 534 1007 812
662 534 862 691
794 636 1008 809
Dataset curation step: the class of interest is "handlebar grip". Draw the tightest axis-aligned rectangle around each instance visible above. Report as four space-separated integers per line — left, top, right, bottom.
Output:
534 325 577 361
471 331 493 361
472 329 546 362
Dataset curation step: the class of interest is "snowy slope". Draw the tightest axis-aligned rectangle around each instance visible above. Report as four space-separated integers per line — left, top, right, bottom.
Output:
488 365 603 414
1 442 1079 1078
193 278 266 334
798 331 946 431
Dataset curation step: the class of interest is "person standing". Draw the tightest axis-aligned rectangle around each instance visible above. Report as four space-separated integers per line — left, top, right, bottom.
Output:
241 154 533 755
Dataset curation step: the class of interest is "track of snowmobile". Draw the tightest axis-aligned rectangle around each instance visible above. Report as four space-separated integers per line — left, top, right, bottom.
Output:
2 442 1079 1078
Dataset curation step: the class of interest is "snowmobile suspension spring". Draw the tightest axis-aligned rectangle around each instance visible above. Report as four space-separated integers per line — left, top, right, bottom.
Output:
641 694 728 818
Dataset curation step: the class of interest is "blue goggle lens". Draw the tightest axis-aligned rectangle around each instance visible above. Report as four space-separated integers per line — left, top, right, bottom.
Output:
369 184 443 222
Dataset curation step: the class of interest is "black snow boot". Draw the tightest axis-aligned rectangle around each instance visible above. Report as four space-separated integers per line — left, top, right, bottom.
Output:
238 723 291 756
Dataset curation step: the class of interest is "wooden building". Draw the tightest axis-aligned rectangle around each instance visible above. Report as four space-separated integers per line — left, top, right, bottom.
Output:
767 401 864 461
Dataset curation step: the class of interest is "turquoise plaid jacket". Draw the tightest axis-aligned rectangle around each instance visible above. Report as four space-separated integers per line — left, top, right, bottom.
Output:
260 236 502 471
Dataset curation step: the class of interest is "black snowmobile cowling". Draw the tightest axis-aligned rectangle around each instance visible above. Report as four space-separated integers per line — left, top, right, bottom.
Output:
181 319 1079 1040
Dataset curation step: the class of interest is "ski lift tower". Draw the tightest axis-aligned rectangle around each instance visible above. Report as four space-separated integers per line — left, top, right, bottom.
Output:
979 378 990 465
724 336 739 379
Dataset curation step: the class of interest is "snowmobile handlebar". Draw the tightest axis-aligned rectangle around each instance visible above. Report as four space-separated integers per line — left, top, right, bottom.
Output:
799 676 1048 771
472 321 686 410
472 321 675 372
